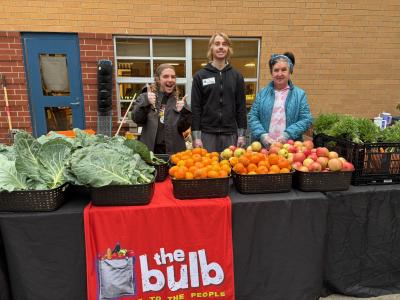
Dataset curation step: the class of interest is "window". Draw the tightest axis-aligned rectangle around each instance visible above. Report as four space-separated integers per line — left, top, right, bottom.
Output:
114 36 260 123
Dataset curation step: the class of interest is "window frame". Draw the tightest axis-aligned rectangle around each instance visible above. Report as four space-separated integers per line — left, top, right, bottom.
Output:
113 35 260 124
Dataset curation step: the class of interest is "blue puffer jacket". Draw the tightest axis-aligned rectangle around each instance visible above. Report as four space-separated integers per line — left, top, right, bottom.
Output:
248 81 313 141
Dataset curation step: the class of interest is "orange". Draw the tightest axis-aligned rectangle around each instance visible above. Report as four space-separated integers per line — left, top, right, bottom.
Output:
233 163 246 174
220 159 230 166
192 147 202 155
185 172 194 179
220 163 231 174
278 158 290 169
189 166 197 174
168 165 178 177
280 168 290 173
229 156 239 166
248 171 257 175
210 151 219 158
177 160 186 167
258 160 270 168
269 165 280 174
250 154 261 165
247 163 258 172
202 157 212 166
194 162 204 168
219 170 229 178
171 154 180 165
181 154 191 161
238 156 250 167
192 154 202 162
199 168 208 179
201 148 208 156
256 166 268 174
268 153 279 165
174 167 186 179
207 170 219 178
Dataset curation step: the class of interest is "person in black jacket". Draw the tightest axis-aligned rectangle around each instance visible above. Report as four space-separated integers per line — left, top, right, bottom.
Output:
191 32 247 152
132 64 191 154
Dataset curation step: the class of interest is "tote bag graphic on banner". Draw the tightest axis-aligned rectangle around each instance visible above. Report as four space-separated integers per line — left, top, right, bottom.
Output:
97 249 136 299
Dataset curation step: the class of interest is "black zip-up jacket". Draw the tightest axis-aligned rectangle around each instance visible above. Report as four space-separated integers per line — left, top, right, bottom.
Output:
191 63 247 134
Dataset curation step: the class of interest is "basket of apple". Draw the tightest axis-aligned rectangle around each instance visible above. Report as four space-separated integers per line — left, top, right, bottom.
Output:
221 141 294 194
268 139 354 191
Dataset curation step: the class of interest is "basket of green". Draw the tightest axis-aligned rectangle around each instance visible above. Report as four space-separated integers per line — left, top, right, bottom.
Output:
0 131 71 211
70 140 156 206
313 114 400 185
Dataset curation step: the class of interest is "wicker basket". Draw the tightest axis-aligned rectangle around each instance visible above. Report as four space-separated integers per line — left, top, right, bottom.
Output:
232 171 293 194
153 154 170 182
171 176 230 200
91 178 155 206
293 170 352 192
0 183 68 212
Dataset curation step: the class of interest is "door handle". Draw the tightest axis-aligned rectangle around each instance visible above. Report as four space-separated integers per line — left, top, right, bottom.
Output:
70 102 80 106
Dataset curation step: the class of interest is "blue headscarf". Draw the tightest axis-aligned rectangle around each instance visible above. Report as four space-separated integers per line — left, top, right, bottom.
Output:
270 54 294 73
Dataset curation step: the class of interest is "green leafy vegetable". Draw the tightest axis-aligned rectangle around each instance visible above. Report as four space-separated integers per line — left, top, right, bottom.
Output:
313 113 341 135
0 154 29 192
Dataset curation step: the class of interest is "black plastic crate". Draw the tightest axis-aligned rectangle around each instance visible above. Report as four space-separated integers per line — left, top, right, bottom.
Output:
313 134 400 185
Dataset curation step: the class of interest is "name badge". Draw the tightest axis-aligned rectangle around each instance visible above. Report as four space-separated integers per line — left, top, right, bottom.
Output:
202 77 215 86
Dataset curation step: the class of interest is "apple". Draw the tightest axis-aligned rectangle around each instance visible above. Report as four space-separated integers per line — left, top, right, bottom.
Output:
298 165 309 172
283 143 290 150
294 141 303 148
269 146 280 154
288 145 297 153
328 151 339 159
302 148 312 157
303 158 314 168
221 148 233 159
272 141 283 149
293 152 306 163
316 147 329 157
328 158 343 171
251 141 262 152
287 153 294 163
260 148 268 155
316 156 329 169
246 146 253 152
342 161 355 171
309 161 322 172
307 153 318 161
228 145 237 151
338 157 347 164
234 148 246 157
278 148 289 158
292 161 302 170
287 139 294 145
303 140 314 150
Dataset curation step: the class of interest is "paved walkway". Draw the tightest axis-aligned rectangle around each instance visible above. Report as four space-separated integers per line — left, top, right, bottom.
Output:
321 294 400 299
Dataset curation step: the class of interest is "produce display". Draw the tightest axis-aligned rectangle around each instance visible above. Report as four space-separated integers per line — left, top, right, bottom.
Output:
0 129 164 192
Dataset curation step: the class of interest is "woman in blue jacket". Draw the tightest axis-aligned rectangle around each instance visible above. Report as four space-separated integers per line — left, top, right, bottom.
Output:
248 52 312 147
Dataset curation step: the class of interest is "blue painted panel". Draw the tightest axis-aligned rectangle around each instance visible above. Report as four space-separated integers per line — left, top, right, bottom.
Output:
22 33 85 136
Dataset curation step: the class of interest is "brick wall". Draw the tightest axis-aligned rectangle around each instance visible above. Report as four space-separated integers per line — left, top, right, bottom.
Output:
0 32 29 144
0 0 399 143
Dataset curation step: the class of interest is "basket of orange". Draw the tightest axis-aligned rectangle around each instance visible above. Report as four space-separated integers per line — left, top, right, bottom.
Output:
230 151 293 194
169 148 231 200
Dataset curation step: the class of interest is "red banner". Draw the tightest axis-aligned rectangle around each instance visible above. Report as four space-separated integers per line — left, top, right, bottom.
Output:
84 179 235 300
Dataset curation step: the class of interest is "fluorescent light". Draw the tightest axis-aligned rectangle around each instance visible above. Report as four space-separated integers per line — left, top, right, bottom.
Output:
169 63 180 66
244 63 256 67
201 63 207 67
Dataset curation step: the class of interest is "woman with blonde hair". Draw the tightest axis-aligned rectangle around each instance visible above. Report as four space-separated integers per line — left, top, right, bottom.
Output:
132 63 191 154
191 32 247 152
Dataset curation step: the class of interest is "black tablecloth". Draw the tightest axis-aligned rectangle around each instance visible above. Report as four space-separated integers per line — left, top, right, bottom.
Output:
0 185 399 300
230 188 328 300
0 197 89 300
323 184 400 298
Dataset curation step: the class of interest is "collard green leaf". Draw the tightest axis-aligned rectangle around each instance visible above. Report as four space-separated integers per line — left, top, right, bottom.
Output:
70 145 134 187
0 154 29 192
37 139 72 189
14 131 43 182
123 139 152 163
